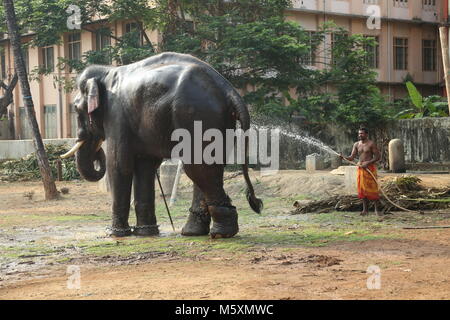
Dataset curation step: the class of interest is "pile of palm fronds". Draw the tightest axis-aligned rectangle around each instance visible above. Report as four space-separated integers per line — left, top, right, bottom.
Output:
291 176 450 214
0 144 80 181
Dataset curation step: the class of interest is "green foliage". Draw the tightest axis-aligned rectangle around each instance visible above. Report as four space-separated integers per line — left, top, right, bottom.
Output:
393 175 422 191
396 81 449 118
2 0 428 129
1 0 65 46
406 81 423 109
1 0 159 83
324 32 389 128
0 144 80 181
162 3 390 129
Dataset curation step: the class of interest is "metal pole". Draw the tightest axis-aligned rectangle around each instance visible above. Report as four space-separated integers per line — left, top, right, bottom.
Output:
156 171 176 231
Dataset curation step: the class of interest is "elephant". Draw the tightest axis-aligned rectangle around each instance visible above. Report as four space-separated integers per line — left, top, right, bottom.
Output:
62 52 263 239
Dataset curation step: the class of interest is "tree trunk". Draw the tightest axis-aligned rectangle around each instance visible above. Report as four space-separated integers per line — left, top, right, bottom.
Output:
0 74 18 117
3 0 58 200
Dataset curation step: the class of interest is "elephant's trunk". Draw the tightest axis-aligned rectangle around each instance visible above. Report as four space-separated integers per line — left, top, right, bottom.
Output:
75 138 106 182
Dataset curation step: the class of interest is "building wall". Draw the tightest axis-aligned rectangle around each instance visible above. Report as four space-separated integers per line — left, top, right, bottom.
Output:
0 1 446 139
286 0 444 90
0 22 159 140
291 0 442 22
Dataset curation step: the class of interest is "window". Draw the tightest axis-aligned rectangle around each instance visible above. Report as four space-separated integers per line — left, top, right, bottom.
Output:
95 28 112 64
68 33 81 72
69 103 78 138
95 28 111 51
19 107 32 139
364 36 380 69
422 0 436 7
41 46 54 72
0 49 6 79
125 22 138 34
301 31 317 66
124 22 143 46
393 0 408 8
331 32 348 66
44 105 57 138
394 38 408 70
423 39 437 71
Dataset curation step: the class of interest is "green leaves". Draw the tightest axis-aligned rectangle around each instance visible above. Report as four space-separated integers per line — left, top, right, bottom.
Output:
1 0 413 129
397 82 449 119
406 81 423 109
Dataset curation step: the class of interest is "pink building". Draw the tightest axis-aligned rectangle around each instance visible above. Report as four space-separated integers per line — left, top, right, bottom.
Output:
0 0 447 140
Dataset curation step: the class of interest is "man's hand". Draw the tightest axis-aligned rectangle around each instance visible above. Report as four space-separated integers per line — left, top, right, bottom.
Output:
359 161 370 169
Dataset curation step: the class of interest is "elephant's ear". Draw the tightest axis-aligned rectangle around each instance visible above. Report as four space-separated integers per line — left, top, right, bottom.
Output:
86 78 99 114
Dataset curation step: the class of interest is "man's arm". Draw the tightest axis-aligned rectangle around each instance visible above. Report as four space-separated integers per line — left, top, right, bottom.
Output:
340 143 358 162
339 142 358 161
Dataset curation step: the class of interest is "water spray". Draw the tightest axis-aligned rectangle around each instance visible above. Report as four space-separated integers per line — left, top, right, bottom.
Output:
252 116 421 214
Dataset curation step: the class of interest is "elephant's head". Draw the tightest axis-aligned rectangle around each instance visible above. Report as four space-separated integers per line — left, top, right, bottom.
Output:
62 65 110 182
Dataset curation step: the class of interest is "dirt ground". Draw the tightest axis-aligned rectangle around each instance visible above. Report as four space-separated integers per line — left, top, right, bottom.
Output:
0 170 449 300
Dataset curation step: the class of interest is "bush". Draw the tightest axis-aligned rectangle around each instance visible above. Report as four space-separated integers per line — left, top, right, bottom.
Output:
0 144 80 181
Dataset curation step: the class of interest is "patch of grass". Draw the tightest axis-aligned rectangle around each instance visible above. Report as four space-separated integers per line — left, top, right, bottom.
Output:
0 212 109 228
55 257 72 263
234 227 393 248
306 210 450 228
1 244 60 259
206 239 252 252
77 237 183 256
0 194 426 265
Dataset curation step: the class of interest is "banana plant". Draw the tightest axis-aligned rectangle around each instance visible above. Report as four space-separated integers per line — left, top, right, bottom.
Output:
395 81 449 119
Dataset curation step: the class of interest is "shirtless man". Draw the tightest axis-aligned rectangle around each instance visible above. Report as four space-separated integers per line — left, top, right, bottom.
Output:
340 128 381 216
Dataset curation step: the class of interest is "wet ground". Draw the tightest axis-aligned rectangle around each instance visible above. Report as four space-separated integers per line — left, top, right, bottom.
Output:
0 170 449 299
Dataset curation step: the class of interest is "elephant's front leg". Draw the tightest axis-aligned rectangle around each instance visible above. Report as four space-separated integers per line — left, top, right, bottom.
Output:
107 146 134 237
132 157 161 236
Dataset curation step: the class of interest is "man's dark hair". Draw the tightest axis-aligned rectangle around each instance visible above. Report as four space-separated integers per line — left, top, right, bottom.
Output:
359 127 369 134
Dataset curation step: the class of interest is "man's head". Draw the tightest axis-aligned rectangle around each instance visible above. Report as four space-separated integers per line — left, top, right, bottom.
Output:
358 127 369 141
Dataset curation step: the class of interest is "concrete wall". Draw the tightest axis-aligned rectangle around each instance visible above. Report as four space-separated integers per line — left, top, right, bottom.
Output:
323 118 450 166
385 118 450 164
0 138 77 160
0 118 9 140
2 118 448 170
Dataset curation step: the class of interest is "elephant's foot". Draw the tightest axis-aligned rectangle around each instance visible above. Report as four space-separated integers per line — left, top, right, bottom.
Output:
181 208 211 236
208 205 239 239
108 226 132 237
132 224 159 237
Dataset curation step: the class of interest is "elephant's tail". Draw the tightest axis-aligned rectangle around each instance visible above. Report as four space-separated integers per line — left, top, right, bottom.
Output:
229 92 263 214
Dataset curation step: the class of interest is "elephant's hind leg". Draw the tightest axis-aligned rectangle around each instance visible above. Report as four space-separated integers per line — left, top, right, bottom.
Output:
132 156 161 236
181 183 211 236
183 164 238 239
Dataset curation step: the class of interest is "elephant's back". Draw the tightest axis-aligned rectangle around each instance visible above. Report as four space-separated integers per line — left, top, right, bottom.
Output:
118 63 231 157
120 63 187 94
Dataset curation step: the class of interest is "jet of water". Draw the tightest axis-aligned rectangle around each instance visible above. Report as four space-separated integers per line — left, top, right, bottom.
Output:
253 124 339 156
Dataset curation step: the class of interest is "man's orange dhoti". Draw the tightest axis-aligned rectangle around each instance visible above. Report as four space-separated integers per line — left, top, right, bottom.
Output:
357 164 380 200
